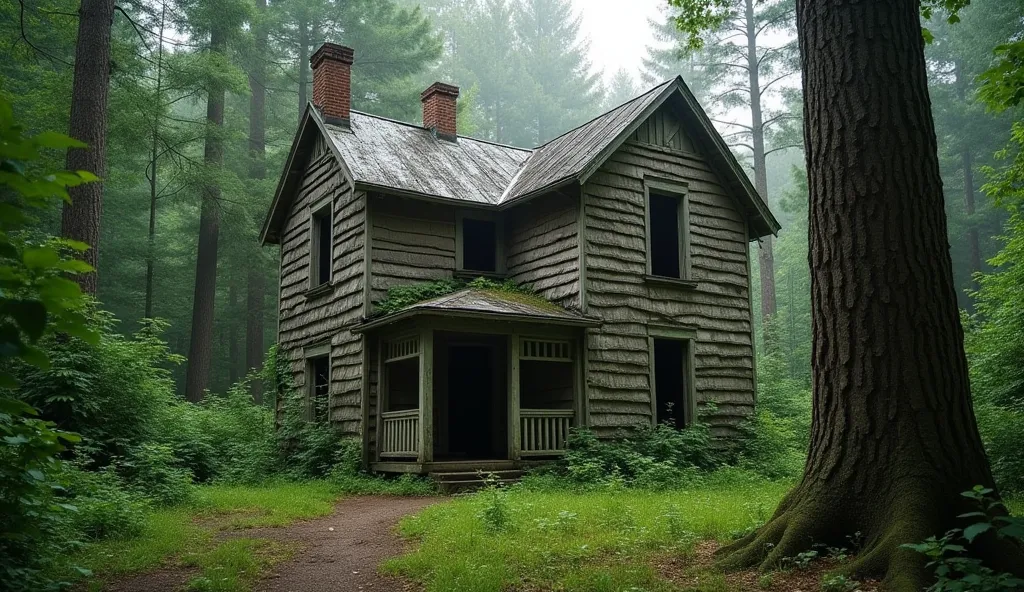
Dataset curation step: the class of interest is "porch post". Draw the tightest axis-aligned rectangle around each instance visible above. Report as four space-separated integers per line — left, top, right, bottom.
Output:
418 327 434 463
508 332 521 460
374 337 386 463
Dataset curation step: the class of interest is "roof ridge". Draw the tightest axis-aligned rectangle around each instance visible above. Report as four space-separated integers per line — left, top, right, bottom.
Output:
348 110 533 153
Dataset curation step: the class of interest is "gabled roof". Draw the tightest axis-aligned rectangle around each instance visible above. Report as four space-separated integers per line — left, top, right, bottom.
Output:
352 288 601 333
326 112 531 205
261 77 780 245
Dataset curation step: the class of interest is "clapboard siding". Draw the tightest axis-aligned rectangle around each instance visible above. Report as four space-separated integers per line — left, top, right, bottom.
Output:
505 191 580 308
369 196 457 304
277 135 366 436
583 135 755 437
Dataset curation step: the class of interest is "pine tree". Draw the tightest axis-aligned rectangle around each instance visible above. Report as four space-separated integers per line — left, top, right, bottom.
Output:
602 68 640 111
514 0 602 144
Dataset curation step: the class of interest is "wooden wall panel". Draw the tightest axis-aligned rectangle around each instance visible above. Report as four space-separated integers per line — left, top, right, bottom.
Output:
504 191 580 308
368 196 457 304
583 135 755 438
277 148 366 436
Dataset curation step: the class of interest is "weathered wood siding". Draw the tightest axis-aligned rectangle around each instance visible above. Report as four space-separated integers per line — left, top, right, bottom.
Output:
278 134 366 435
504 191 580 309
368 196 457 304
583 131 754 437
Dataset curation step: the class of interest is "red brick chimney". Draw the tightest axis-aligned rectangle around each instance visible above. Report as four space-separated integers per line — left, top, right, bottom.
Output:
421 82 459 140
310 43 354 126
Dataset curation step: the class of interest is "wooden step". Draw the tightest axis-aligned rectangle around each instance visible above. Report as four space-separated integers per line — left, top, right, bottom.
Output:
429 469 525 481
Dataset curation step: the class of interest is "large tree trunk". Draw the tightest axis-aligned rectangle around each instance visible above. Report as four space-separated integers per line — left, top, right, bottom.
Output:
744 0 777 346
247 0 268 403
61 0 116 296
718 1 1021 588
185 26 227 402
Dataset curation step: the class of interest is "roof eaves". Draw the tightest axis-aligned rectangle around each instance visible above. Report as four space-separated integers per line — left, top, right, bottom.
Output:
352 306 601 334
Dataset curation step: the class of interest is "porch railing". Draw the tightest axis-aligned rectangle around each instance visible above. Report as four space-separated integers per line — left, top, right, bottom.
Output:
380 409 419 458
520 409 573 456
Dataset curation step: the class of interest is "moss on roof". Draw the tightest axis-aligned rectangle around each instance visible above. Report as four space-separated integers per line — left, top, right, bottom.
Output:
371 277 565 318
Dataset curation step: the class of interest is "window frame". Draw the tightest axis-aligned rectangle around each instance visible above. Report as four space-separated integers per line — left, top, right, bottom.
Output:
304 343 332 423
643 176 692 285
308 197 334 291
647 325 697 428
455 210 505 276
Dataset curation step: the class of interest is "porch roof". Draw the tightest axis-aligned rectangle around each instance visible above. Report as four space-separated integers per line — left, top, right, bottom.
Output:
353 288 601 333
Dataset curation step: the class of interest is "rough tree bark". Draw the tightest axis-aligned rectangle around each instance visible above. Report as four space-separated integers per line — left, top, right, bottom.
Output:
246 0 267 403
718 1 1022 588
742 0 777 346
185 25 227 402
61 0 116 295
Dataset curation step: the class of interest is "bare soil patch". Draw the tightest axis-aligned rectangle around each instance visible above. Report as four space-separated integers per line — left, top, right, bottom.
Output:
103 496 442 592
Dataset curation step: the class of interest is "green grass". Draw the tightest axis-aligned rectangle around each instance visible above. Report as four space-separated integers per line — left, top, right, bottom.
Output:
182 538 297 592
384 478 791 592
66 482 340 590
191 481 339 528
1007 495 1023 516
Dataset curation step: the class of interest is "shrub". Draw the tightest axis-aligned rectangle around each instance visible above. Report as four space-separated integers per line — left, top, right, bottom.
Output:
57 463 147 541
560 424 724 488
117 443 194 506
16 316 182 466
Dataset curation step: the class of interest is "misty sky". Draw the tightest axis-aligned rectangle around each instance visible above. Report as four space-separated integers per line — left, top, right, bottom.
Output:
571 0 666 86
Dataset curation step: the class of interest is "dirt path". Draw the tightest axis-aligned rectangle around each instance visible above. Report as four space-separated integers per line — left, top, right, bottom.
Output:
105 496 442 592
252 496 442 592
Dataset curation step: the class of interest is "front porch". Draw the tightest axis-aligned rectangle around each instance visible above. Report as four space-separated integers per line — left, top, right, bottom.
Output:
355 291 598 475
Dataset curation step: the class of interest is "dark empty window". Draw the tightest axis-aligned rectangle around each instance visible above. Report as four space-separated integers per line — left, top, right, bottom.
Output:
649 192 681 278
653 339 687 428
309 355 331 422
461 218 497 272
311 205 332 287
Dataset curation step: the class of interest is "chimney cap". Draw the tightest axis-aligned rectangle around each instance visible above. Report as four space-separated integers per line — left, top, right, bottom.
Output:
421 82 460 101
311 43 354 70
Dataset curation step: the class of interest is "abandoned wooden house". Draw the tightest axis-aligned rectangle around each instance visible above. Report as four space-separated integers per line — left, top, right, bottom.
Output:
260 43 780 474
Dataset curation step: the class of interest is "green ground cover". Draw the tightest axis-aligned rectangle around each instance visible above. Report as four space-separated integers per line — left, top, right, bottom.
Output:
63 482 339 591
385 474 791 592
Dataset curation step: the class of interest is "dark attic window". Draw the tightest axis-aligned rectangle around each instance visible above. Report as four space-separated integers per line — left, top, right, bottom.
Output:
461 218 497 273
309 354 331 423
310 203 332 288
649 192 681 279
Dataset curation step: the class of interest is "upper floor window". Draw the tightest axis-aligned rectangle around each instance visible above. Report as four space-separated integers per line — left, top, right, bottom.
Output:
644 178 690 282
457 213 503 274
309 199 332 288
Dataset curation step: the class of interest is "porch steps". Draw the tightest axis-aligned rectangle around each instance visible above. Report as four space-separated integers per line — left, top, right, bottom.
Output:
429 469 525 494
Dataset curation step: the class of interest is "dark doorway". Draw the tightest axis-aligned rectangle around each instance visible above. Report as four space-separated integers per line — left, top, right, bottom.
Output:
447 345 496 458
654 339 687 428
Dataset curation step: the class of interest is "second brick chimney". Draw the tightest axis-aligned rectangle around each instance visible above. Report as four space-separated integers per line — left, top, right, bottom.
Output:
421 82 459 140
310 43 354 126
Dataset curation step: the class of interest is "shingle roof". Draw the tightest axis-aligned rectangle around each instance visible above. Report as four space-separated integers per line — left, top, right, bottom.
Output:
500 80 673 204
262 77 780 244
325 112 531 205
353 288 601 333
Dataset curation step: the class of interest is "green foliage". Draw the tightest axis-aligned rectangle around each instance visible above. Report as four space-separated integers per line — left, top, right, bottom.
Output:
821 574 859 592
903 486 1024 591
559 424 723 489
118 444 195 507
0 96 98 592
477 473 512 533
57 462 148 541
